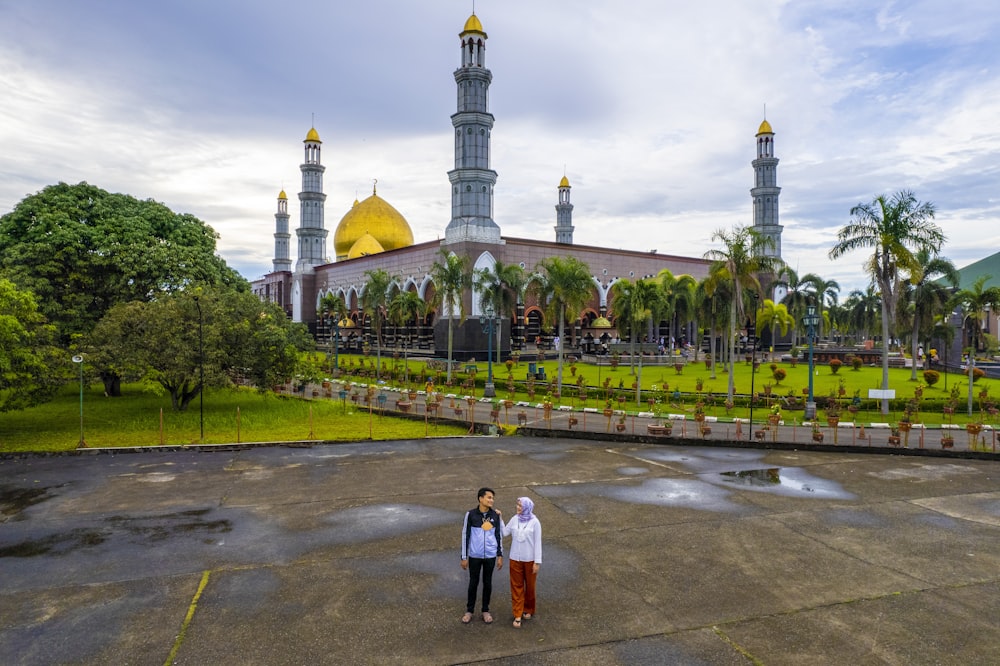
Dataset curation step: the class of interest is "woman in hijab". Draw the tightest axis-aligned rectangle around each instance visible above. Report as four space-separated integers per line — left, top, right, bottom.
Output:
502 496 542 628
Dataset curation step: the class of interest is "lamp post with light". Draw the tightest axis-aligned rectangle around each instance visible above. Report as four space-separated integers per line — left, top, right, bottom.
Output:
479 303 501 398
747 292 759 441
72 354 86 448
803 304 820 420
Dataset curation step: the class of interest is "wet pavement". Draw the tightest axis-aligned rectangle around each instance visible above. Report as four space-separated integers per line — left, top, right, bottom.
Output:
2 437 1000 665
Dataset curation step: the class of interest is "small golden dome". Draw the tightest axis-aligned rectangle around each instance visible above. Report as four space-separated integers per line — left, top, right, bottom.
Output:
337 318 356 329
592 317 612 329
347 233 385 259
334 191 414 261
559 176 571 188
462 13 485 35
305 127 321 143
278 190 287 200
756 119 773 135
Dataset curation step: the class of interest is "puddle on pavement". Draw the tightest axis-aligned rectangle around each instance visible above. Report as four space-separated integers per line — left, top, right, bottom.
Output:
711 467 855 500
541 478 744 513
0 485 54 517
324 504 456 544
0 528 107 558
105 508 231 543
616 467 650 476
720 468 782 487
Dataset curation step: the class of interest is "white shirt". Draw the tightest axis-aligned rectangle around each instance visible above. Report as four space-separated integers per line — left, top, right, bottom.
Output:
502 516 542 564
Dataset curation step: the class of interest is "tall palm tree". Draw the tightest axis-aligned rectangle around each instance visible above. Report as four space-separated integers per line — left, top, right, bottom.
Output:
703 225 781 399
901 249 958 380
609 278 661 375
658 270 698 353
802 273 840 340
757 299 794 360
361 268 395 380
776 265 810 349
532 256 593 394
387 290 427 384
473 259 527 355
829 190 945 414
954 275 1000 355
841 286 880 345
318 292 349 374
429 249 471 383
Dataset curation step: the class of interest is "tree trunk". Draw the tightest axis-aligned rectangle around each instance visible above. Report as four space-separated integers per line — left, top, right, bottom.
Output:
556 304 566 394
100 371 122 397
880 301 891 415
727 299 737 399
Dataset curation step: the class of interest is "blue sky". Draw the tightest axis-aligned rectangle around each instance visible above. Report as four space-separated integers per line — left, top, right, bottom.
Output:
2 1 998 296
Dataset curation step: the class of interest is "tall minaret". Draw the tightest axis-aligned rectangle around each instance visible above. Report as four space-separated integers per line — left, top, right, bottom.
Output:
272 189 291 272
444 13 501 245
554 175 574 244
296 127 327 269
751 118 782 258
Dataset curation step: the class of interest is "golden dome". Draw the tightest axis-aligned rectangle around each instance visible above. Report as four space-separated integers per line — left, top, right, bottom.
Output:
334 191 414 260
559 175 571 188
462 13 486 35
305 127 321 143
278 189 287 200
592 316 612 328
756 119 773 135
347 232 385 259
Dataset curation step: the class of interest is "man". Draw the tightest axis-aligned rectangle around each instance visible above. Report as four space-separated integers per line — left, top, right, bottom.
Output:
460 487 503 624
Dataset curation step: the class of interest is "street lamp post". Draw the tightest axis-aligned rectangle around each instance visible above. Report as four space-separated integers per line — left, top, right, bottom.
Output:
479 304 500 398
72 355 86 448
748 292 759 441
803 305 820 420
194 296 204 442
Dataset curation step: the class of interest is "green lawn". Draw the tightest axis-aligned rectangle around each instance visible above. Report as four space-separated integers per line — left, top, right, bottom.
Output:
343 353 998 425
0 384 467 453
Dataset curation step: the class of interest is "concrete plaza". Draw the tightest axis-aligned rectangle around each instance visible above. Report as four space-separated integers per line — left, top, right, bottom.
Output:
2 436 999 664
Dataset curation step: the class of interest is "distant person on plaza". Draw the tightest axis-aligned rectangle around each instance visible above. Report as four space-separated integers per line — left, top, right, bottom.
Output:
502 496 542 628
460 487 504 624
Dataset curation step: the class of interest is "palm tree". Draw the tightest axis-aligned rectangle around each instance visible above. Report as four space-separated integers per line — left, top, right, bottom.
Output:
703 225 781 399
658 270 698 353
474 260 527 355
429 249 471 383
318 292 349 374
361 269 394 380
802 273 840 341
609 278 661 375
532 256 593 394
843 285 880 345
954 275 1000 355
776 266 810 349
757 299 794 360
829 190 945 414
387 290 427 385
900 249 958 380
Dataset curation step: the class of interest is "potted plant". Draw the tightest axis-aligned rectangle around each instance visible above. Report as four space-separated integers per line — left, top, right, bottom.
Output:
811 422 824 442
940 432 955 449
768 404 781 426
615 411 627 432
888 427 902 447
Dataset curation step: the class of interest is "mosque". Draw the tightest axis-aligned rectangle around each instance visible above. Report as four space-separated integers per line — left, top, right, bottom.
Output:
251 12 783 358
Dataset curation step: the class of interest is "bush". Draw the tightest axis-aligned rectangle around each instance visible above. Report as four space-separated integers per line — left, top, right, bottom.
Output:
972 367 986 383
922 370 940 386
829 358 843 374
772 367 787 383
850 356 863 371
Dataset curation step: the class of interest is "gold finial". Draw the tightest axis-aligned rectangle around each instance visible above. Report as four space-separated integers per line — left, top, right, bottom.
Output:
373 178 378 195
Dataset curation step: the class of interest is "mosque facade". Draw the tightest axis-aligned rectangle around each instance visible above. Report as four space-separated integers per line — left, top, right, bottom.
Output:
251 13 782 358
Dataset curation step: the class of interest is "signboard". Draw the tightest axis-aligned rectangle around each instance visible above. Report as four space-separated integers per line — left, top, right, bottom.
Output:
868 389 896 399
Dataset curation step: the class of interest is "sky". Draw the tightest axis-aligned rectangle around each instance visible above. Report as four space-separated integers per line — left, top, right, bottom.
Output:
2 0 998 297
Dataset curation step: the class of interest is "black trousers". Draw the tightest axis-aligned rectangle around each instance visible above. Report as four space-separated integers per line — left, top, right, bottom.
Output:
466 557 496 613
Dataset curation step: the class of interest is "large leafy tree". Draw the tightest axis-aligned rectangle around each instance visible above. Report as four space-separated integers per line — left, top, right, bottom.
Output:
757 299 794 359
429 250 471 383
87 289 309 410
532 256 593 394
0 182 246 345
704 226 781 399
361 269 395 380
829 191 945 414
0 279 63 411
657 270 698 353
776 266 810 349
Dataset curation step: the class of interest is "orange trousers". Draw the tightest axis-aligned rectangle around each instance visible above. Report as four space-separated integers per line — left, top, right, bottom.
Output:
509 559 537 619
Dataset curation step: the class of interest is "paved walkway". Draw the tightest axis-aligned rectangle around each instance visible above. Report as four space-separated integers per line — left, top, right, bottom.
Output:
2 436 999 664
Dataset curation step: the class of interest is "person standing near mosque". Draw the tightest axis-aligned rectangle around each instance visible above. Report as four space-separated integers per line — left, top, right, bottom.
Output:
460 487 504 624
502 496 542 628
